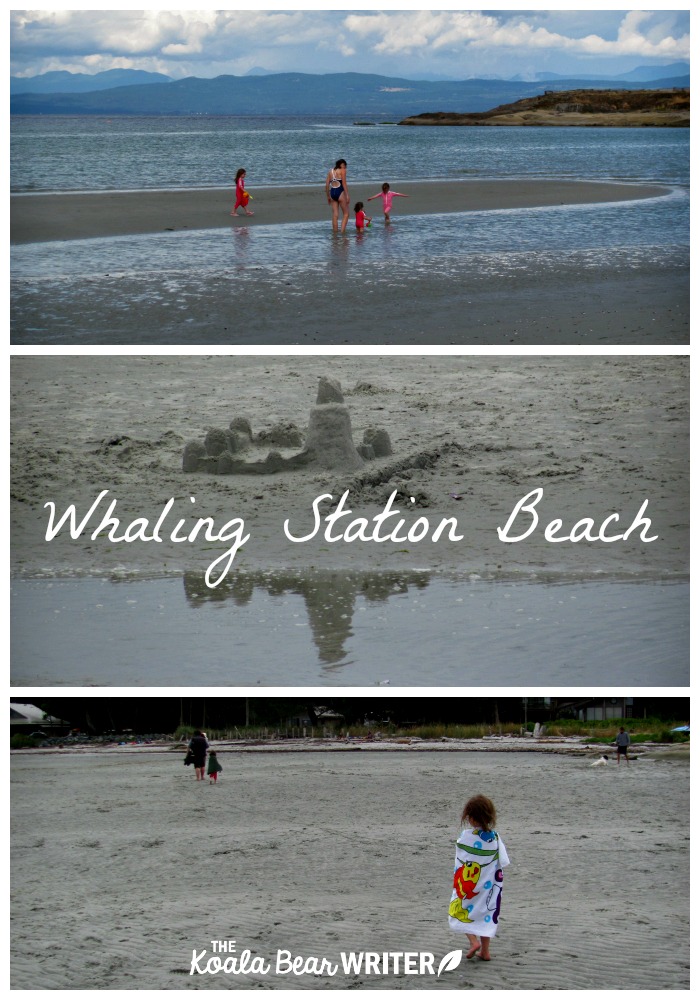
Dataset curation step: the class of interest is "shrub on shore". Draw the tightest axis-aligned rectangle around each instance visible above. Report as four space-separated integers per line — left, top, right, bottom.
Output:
10 734 39 749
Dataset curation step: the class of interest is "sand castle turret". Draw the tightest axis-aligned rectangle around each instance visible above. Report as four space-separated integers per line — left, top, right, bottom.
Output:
182 376 391 475
304 377 364 472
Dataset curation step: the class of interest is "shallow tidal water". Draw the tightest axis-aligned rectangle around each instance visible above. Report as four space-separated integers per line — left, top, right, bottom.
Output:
11 573 688 687
10 193 689 344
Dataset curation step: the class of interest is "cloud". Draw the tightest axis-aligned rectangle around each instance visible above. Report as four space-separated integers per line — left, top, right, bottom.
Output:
10 9 691 79
343 10 690 60
10 9 352 76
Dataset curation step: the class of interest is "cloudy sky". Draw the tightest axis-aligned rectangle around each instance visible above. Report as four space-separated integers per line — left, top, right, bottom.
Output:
10 8 691 81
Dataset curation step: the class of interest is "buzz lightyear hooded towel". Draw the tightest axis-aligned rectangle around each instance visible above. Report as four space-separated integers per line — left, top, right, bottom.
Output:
448 827 510 937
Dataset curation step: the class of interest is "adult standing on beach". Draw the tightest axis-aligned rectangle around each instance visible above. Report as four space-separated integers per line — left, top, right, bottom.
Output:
615 726 631 765
326 159 349 233
188 729 209 781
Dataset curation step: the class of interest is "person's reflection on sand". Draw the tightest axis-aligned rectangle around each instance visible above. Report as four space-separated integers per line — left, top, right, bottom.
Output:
182 569 430 667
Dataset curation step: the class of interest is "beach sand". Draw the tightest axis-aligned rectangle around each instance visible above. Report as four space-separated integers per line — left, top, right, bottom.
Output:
10 180 687 346
11 354 688 582
10 179 668 244
10 745 689 989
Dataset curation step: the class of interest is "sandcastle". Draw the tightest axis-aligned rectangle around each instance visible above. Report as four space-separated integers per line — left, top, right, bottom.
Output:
182 377 392 475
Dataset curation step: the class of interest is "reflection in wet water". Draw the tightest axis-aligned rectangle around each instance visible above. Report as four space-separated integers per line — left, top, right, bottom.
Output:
183 569 430 665
11 571 688 686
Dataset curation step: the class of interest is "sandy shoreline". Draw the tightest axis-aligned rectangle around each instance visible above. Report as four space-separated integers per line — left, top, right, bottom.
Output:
12 736 690 758
11 749 689 989
10 178 669 244
10 355 688 581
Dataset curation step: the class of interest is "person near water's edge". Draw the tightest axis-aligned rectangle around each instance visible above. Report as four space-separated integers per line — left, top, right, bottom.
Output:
326 159 349 233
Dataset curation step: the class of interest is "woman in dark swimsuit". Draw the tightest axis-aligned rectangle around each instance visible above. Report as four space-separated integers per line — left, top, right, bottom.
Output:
326 159 349 233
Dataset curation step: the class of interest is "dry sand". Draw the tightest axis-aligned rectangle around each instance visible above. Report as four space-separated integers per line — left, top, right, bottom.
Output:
11 355 688 581
10 746 689 989
10 179 668 244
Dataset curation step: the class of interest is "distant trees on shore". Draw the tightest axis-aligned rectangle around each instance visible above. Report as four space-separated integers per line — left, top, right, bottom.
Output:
15 696 690 737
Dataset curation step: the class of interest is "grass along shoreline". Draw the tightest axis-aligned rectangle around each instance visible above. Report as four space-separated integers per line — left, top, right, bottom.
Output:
11 718 689 752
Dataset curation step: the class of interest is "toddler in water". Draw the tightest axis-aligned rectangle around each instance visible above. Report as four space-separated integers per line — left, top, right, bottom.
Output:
368 182 409 222
448 794 510 961
207 750 223 784
354 202 372 230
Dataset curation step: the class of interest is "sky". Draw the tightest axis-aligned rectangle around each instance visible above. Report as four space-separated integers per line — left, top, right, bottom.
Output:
10 8 691 81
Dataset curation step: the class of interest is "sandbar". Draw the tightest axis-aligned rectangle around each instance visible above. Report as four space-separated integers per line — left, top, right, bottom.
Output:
10 178 669 244
10 746 689 989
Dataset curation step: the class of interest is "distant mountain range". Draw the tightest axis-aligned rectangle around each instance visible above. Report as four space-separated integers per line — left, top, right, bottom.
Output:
9 67 690 117
524 61 690 83
10 68 172 95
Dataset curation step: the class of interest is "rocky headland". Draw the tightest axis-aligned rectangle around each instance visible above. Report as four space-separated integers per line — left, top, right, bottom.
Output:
399 87 690 127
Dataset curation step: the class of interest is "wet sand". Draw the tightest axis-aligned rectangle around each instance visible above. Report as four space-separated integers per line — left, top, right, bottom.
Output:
11 260 688 347
10 746 689 989
10 355 688 581
10 179 668 244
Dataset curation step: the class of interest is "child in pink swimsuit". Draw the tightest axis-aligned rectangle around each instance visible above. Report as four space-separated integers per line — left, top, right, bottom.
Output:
354 201 372 230
231 168 254 216
368 182 409 222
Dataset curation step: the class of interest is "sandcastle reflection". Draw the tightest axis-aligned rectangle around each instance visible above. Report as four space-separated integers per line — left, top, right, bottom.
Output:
182 569 431 666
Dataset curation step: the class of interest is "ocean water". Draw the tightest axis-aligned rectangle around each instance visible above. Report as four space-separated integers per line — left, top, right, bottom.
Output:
10 115 690 191
11 574 688 687
10 118 689 344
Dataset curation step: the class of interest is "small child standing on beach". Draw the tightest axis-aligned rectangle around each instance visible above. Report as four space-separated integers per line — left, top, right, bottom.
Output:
368 183 409 222
231 168 254 217
354 201 371 230
207 750 223 784
448 794 510 961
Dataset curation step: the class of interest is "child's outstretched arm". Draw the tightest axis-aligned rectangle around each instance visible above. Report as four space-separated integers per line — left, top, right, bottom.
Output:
367 193 381 201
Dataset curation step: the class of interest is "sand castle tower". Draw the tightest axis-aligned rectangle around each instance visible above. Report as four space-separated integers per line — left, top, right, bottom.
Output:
304 376 364 471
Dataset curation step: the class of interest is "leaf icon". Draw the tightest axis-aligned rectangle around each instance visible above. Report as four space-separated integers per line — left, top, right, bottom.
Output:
437 949 462 977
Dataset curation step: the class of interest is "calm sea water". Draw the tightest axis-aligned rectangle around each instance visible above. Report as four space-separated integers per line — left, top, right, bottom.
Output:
10 115 690 191
11 574 688 687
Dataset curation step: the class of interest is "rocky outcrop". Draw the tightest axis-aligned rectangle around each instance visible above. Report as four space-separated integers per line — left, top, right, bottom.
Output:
399 88 690 127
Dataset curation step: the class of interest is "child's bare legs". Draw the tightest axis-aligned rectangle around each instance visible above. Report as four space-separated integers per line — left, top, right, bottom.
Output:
209 773 218 784
466 934 491 960
231 202 253 217
384 212 390 223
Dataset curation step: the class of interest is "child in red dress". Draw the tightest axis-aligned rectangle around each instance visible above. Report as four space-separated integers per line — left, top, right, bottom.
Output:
231 168 254 216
